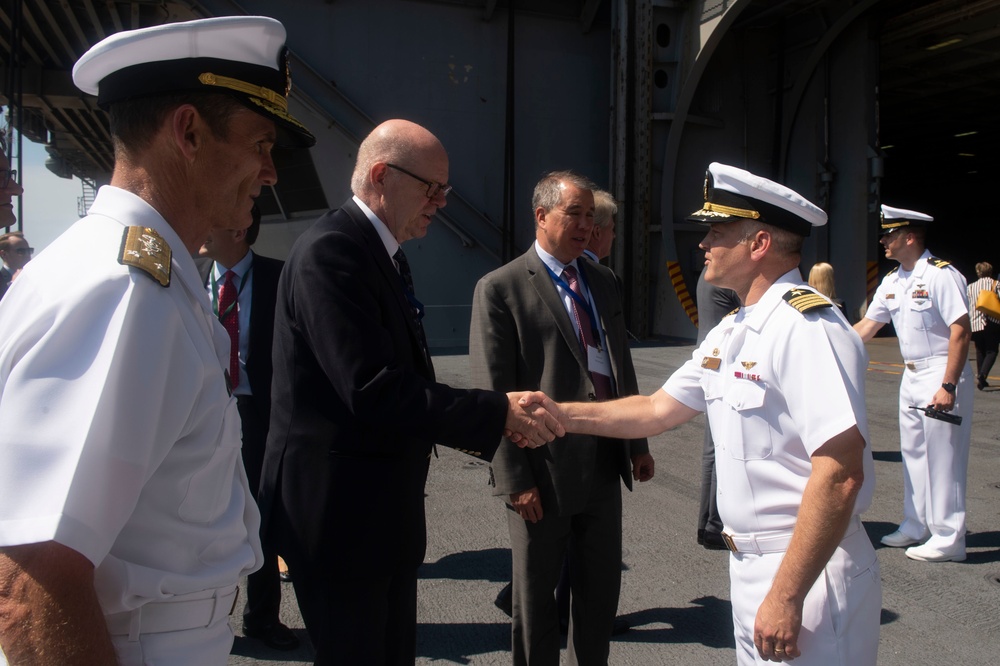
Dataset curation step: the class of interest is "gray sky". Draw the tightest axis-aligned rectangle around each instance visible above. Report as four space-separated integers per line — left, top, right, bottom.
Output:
11 133 85 253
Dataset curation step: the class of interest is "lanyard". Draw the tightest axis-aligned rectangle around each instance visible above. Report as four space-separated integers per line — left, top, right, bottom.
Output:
210 266 252 320
544 263 602 345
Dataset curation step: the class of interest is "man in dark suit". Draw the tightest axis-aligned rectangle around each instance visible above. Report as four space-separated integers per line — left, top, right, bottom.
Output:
469 171 654 665
258 118 563 665
198 205 298 651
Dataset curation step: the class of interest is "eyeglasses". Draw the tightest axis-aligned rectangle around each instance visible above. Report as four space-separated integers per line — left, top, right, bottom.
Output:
386 163 452 199
0 169 17 188
13 247 33 256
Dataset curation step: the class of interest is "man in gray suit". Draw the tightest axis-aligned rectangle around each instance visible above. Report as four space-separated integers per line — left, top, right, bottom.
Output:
470 171 653 665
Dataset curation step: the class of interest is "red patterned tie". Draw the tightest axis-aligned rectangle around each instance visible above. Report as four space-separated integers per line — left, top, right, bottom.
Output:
562 265 613 400
218 269 240 388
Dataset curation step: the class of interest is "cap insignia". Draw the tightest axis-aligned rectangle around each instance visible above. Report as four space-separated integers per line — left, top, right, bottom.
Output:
782 287 832 314
198 72 288 112
119 226 171 287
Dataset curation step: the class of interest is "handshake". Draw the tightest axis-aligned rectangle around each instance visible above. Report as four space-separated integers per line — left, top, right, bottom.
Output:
504 391 565 448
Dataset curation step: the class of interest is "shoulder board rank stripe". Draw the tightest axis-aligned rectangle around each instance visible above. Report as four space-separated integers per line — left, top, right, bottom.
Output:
725 307 740 317
782 288 833 314
118 226 171 287
887 266 899 275
928 257 951 268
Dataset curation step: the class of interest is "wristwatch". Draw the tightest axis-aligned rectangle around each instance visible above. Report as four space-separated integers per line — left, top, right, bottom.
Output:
942 382 956 394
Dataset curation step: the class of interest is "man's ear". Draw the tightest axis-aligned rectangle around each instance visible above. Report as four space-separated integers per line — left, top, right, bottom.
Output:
370 162 389 192
535 207 548 229
170 104 204 162
748 229 771 259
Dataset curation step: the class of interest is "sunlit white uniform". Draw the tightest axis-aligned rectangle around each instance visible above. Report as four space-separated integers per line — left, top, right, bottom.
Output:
0 186 262 665
864 250 972 555
664 269 881 665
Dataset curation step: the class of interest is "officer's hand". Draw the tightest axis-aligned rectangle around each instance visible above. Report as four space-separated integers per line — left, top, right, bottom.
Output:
753 591 802 662
505 391 565 448
510 488 543 523
928 386 956 412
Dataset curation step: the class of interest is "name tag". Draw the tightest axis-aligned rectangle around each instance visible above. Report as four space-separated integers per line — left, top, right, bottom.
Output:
587 344 612 377
701 357 721 370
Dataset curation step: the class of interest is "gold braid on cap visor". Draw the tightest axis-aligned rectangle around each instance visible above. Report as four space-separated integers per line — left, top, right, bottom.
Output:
700 202 761 219
198 72 287 112
880 221 911 229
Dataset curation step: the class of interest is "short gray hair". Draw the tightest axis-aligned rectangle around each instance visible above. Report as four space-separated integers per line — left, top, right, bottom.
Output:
593 189 618 229
531 170 598 217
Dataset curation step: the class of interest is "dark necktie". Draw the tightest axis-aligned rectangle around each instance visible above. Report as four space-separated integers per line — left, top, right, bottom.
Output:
394 248 430 364
218 269 240 388
562 265 613 400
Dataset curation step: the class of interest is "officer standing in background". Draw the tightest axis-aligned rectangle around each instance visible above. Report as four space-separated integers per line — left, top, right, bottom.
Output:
854 205 973 563
0 16 314 664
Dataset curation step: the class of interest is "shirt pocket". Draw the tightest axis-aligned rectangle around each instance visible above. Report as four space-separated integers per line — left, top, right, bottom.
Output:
909 298 936 330
177 398 243 524
720 379 773 461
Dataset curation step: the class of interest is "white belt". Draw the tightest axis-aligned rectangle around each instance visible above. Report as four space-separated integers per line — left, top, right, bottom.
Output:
104 586 238 640
722 516 861 555
903 356 948 371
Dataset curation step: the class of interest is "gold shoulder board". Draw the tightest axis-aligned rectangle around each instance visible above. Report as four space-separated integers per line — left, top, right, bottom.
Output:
887 266 899 275
928 257 951 269
782 288 833 314
118 226 171 287
725 307 740 317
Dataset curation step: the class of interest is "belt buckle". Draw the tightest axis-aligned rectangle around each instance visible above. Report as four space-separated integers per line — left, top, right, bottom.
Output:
721 532 739 553
905 362 917 371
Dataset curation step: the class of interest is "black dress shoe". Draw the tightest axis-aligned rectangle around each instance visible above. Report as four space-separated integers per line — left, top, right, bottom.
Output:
242 622 300 651
494 582 513 617
611 617 631 636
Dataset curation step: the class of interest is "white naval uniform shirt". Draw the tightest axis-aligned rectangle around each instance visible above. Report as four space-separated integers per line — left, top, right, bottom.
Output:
0 186 262 618
864 250 969 361
664 270 875 535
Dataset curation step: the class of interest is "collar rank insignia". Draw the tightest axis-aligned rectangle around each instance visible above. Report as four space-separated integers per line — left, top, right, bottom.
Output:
119 226 171 287
928 257 951 269
782 287 832 314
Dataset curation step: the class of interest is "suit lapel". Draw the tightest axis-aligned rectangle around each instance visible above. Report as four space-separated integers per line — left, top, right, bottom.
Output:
341 199 434 377
525 249 588 370
579 259 623 389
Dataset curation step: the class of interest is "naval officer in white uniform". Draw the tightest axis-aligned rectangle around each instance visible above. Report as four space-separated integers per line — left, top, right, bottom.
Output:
0 16 315 665
855 205 972 563
525 162 881 664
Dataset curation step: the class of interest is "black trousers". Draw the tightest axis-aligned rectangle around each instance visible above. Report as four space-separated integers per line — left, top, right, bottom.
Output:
972 320 1000 380
237 395 283 631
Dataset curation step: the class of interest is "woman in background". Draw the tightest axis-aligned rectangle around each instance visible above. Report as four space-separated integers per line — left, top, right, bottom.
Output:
808 262 848 320
967 261 999 390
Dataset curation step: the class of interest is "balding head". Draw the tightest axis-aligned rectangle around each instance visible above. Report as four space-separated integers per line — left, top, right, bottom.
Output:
351 119 450 243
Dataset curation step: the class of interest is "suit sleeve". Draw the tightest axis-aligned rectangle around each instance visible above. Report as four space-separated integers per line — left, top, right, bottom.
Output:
287 225 506 457
469 274 536 495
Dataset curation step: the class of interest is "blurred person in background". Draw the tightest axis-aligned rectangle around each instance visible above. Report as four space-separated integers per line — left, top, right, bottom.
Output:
808 262 847 320
967 261 999 390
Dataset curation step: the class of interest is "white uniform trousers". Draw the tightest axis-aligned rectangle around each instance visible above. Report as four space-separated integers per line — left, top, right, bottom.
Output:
729 520 881 666
896 361 972 554
107 587 237 666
